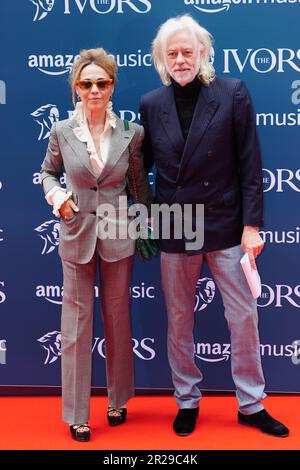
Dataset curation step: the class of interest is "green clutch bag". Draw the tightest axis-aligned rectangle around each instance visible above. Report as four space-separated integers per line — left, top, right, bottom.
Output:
124 119 158 261
136 227 158 261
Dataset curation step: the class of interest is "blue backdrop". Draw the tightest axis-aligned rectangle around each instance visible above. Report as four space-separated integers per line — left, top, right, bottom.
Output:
1 0 300 393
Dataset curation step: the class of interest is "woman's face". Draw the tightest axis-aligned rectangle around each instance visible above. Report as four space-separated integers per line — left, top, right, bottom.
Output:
76 63 114 114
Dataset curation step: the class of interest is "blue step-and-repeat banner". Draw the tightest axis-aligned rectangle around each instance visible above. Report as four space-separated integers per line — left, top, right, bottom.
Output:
0 0 300 393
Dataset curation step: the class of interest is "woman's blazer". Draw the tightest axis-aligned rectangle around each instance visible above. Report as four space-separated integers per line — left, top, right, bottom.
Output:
41 116 152 263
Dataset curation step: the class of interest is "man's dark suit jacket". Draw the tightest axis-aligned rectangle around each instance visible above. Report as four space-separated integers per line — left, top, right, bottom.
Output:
139 76 263 253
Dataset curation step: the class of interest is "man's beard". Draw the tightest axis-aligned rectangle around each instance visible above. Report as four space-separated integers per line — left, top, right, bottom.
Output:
167 55 201 87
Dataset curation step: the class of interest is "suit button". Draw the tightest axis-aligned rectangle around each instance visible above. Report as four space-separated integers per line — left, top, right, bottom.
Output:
207 207 213 213
207 150 214 157
203 181 209 187
90 186 97 191
90 211 96 215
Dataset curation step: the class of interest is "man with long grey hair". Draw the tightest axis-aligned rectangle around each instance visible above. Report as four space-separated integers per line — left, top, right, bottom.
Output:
139 15 289 437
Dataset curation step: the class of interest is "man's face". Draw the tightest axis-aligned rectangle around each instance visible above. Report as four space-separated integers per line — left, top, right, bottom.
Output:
165 30 200 87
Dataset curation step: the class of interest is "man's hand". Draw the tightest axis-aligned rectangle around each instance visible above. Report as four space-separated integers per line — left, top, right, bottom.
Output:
241 226 264 270
59 199 79 219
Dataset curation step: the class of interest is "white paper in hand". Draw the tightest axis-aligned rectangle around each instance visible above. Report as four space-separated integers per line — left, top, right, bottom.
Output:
240 253 262 299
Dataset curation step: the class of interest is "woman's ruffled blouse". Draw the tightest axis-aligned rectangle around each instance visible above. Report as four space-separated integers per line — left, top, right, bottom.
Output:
72 100 116 176
46 101 116 217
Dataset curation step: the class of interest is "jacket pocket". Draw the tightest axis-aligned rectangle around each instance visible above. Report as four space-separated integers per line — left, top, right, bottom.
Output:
222 188 239 207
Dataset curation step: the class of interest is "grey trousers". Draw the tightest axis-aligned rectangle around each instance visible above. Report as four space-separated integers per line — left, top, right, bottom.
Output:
161 245 266 414
61 253 134 424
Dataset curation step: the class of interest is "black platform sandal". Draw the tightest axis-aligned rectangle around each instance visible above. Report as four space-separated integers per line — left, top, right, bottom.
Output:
69 423 91 442
107 407 127 426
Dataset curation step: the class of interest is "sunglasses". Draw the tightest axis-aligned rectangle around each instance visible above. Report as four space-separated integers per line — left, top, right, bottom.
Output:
76 78 113 92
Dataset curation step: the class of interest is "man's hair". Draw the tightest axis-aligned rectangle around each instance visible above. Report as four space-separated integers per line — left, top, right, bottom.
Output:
152 14 215 86
69 48 117 106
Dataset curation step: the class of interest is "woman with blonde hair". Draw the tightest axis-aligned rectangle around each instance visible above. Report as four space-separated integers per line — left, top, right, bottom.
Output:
41 48 152 441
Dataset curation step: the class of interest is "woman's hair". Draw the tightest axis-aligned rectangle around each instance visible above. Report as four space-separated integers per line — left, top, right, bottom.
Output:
69 47 117 106
152 14 215 86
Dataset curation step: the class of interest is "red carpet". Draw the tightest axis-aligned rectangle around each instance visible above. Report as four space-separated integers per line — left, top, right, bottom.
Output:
0 395 298 450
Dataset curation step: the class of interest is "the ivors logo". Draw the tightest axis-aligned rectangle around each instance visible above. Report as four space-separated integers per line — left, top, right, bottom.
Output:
30 0 152 21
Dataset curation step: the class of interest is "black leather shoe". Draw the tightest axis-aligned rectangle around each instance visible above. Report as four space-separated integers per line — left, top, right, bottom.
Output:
238 409 289 437
173 407 199 436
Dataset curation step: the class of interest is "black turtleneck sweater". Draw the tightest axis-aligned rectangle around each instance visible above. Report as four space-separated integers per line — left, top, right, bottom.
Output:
171 77 201 140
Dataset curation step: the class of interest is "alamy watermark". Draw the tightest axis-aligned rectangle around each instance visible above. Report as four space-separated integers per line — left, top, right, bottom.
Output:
86 197 205 250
